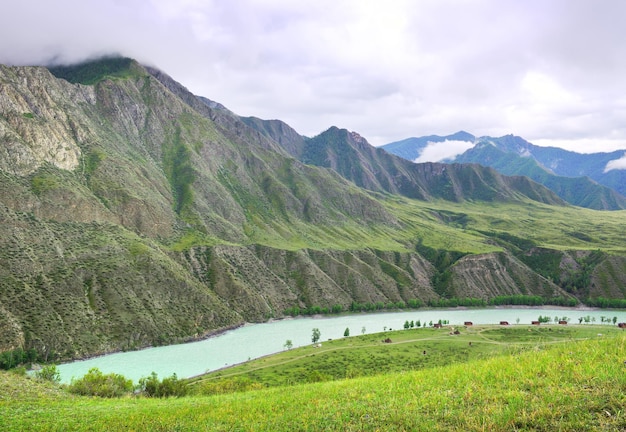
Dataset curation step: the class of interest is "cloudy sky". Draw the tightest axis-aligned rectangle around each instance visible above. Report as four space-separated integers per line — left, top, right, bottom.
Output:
2 0 626 153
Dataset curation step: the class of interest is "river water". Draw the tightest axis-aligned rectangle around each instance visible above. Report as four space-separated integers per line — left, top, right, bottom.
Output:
56 307 626 383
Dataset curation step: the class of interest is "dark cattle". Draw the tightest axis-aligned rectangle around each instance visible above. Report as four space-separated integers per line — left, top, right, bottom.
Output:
499 321 509 326
618 323 626 329
532 321 540 325
558 320 568 325
464 321 473 326
383 338 393 343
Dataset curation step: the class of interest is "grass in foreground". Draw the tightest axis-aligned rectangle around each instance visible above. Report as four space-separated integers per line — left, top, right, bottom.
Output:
1 328 625 431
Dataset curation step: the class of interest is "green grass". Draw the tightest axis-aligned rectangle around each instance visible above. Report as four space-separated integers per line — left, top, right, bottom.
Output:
385 197 626 253
2 330 625 431
49 57 144 85
191 325 622 389
231 194 626 258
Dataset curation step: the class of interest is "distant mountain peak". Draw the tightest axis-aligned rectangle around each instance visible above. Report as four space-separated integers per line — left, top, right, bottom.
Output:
382 132 626 209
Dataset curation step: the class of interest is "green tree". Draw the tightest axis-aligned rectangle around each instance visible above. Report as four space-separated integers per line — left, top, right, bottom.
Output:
284 339 293 350
361 326 366 335
403 320 410 329
312 328 321 343
344 327 350 337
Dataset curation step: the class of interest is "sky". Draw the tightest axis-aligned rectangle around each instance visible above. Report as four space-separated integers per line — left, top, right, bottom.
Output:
2 0 626 154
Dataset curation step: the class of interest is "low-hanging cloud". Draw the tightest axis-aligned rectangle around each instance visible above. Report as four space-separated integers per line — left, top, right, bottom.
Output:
604 153 626 172
414 140 475 163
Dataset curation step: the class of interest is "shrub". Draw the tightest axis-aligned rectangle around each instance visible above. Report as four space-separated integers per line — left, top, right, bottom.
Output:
138 372 188 397
34 364 60 383
10 366 27 376
68 368 133 398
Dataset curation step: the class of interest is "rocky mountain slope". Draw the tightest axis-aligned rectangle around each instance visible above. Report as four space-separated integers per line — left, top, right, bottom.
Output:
0 58 624 362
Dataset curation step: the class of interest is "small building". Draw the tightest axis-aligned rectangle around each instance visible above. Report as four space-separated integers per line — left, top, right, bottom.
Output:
433 323 442 328
558 320 568 325
499 321 509 326
464 321 473 326
532 321 540 325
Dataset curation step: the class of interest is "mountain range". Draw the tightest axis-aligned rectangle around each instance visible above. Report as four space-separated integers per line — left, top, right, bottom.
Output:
1 57 625 362
382 133 626 210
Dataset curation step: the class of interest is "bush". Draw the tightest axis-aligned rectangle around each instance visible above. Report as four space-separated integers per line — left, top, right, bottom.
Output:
10 366 27 376
0 347 40 370
138 372 188 398
34 364 60 383
68 368 133 398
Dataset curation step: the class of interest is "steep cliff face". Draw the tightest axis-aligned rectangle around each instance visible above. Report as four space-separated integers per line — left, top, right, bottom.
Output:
448 252 565 299
589 256 626 299
179 245 439 321
0 65 92 176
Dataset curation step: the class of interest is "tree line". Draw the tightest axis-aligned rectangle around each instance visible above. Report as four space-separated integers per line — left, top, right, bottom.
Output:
283 295 580 317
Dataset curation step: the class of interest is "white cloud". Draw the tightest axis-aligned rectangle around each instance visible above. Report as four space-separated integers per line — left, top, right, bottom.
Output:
604 153 626 172
414 140 475 163
2 1 626 150
531 138 626 154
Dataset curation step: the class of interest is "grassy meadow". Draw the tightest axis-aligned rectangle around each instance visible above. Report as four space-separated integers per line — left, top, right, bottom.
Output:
190 324 623 389
2 325 625 431
386 197 626 254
